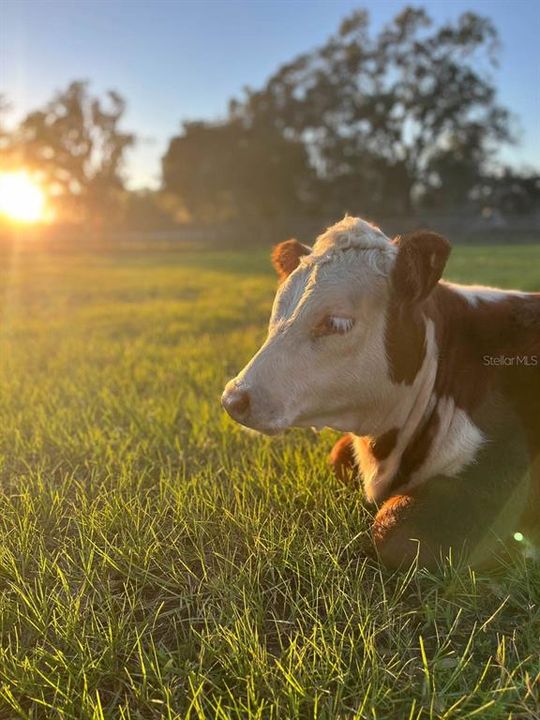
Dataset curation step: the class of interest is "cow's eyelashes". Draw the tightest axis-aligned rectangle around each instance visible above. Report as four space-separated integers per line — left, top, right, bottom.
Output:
328 316 355 334
313 316 355 337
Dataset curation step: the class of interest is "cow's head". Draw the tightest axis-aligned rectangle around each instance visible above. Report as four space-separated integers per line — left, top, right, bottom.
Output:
222 216 450 435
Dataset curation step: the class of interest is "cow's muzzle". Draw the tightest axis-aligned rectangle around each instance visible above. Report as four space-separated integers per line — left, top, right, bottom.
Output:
221 384 251 422
221 380 288 435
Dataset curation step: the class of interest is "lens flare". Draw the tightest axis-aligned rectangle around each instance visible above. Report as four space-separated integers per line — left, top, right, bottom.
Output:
0 171 46 223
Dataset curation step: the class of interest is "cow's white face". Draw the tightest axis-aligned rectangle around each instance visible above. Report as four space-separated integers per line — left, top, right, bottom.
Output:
222 218 401 435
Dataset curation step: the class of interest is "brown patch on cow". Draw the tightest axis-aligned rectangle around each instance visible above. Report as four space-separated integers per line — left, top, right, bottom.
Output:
514 295 540 329
385 302 427 384
384 231 451 385
329 434 357 485
392 231 452 303
369 428 399 461
388 411 441 496
425 286 540 518
271 239 310 282
426 286 540 417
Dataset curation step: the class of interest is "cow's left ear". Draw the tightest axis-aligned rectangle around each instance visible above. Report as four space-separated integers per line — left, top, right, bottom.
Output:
391 231 451 303
272 239 311 282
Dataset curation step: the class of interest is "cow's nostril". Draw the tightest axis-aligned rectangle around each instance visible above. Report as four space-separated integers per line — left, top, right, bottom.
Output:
222 388 251 420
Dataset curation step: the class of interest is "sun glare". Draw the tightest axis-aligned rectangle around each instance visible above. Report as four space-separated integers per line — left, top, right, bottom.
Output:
0 171 47 224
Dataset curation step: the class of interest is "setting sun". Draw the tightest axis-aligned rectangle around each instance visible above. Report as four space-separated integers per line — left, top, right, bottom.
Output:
0 171 47 223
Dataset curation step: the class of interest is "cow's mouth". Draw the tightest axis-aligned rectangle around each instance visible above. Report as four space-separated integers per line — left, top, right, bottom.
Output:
234 416 289 436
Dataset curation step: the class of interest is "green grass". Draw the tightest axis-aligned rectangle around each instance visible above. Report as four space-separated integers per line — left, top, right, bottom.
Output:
0 240 539 719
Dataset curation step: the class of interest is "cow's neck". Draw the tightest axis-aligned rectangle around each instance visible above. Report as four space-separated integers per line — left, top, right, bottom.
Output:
353 322 446 504
353 282 534 504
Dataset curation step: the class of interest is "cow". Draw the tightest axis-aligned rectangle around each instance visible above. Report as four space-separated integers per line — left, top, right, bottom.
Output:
221 216 540 570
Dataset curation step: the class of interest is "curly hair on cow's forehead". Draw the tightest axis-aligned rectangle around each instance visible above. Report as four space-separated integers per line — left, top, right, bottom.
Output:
314 215 391 252
300 216 397 277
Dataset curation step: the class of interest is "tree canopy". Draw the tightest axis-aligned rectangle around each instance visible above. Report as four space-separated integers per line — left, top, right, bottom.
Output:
163 120 311 222
163 6 515 220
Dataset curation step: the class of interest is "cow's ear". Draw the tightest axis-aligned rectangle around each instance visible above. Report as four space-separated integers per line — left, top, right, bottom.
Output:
391 231 451 303
271 239 311 282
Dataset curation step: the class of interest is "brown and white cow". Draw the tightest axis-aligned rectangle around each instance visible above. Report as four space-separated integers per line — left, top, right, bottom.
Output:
222 216 540 569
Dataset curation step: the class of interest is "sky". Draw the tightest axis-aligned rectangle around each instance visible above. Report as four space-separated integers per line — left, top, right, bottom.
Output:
1 0 539 189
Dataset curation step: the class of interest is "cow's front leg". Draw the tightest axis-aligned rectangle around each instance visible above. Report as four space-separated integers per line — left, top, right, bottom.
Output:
329 434 358 485
371 423 534 570
372 490 495 571
371 473 527 571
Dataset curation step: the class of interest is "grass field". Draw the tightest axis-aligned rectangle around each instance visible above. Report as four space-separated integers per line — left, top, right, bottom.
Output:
0 239 539 719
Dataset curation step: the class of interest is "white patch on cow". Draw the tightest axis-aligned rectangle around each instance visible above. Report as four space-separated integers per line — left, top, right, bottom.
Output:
410 400 485 487
299 217 396 281
226 216 400 435
357 399 486 503
313 216 392 255
445 281 526 307
270 264 310 326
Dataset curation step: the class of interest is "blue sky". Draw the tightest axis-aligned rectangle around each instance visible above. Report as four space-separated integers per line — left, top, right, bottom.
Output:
2 0 539 188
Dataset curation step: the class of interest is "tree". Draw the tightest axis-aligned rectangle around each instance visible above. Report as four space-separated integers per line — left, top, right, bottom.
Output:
7 81 135 222
232 7 514 214
162 120 311 222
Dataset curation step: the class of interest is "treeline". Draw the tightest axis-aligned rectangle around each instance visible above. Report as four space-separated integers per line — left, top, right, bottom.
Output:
1 6 539 228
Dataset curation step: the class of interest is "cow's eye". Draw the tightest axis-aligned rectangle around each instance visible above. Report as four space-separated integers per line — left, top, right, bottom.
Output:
313 315 355 337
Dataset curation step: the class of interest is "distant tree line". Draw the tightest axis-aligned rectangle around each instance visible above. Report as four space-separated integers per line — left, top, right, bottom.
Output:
1 6 539 228
163 6 539 222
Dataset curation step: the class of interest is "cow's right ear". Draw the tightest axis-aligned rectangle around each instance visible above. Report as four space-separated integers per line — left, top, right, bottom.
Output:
391 231 451 303
271 239 311 282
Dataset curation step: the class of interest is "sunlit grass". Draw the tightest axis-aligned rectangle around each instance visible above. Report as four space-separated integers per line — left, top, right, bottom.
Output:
0 241 538 718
